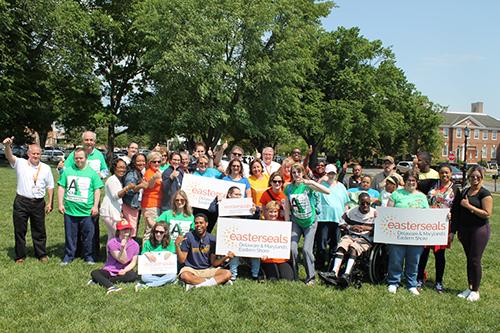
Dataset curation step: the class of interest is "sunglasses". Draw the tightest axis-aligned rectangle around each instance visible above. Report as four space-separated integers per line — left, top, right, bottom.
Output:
151 160 161 164
272 180 283 184
232 152 242 157
154 230 165 235
470 175 482 179
198 162 207 166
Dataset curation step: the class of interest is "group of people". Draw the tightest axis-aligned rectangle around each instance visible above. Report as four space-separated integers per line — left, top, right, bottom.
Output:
4 134 493 301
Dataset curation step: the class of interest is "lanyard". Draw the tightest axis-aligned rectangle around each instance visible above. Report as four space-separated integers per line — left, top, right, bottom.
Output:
29 162 42 185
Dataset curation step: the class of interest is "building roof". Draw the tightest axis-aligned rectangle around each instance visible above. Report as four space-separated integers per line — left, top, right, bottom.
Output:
441 112 500 129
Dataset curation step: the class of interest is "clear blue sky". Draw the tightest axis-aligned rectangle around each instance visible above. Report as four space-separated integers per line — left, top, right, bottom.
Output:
322 0 500 119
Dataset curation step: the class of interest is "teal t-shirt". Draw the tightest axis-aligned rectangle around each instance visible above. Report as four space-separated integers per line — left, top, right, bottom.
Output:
64 148 109 177
390 189 429 209
58 165 104 216
141 239 175 254
156 210 194 239
285 182 317 228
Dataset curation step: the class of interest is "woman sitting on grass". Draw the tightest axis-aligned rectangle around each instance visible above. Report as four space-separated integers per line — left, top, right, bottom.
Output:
88 219 139 295
135 222 177 291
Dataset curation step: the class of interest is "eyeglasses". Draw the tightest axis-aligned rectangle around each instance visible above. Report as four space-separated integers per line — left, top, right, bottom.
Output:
154 230 165 235
198 162 207 166
151 160 161 164
272 180 283 184
175 198 186 203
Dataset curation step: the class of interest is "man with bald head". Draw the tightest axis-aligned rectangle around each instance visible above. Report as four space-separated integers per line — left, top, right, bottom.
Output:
3 137 54 263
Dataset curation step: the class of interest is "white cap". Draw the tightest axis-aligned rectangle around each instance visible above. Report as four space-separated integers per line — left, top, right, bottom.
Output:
325 164 337 174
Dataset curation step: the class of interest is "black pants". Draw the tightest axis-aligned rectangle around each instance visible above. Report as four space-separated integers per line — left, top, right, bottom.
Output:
458 224 491 291
90 269 138 289
314 222 340 271
417 248 446 283
261 261 295 281
13 195 47 260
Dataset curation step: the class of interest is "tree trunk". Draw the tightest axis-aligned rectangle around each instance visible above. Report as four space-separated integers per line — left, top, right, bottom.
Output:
106 122 115 167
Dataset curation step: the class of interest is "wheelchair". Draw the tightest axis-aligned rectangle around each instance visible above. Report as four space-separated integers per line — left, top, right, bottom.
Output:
324 242 388 288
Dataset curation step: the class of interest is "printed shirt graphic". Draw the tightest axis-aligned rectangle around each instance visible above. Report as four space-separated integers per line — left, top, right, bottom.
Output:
285 182 316 227
156 210 194 239
58 165 104 216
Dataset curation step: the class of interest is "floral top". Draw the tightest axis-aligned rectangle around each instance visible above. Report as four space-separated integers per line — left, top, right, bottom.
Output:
427 182 455 209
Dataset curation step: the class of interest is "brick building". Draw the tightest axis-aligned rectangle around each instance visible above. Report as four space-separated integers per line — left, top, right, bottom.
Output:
440 102 499 164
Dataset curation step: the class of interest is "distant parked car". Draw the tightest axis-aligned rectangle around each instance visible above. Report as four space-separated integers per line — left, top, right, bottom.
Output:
11 145 27 158
450 165 463 184
41 149 65 162
396 161 413 174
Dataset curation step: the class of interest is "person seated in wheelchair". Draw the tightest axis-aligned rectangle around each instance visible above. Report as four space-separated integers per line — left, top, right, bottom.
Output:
319 192 377 288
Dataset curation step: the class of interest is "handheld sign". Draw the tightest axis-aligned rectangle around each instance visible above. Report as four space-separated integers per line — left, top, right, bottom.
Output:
138 252 177 275
216 217 292 259
374 207 449 246
219 198 254 216
181 174 246 209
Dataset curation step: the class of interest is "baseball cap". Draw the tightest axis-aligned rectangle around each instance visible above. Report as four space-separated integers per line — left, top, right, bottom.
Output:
116 219 133 231
382 156 395 164
325 164 337 174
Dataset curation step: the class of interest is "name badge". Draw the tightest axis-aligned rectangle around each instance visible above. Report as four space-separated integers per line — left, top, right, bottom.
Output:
32 185 44 198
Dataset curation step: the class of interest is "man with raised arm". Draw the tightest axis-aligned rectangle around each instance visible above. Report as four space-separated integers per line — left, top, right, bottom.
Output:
3 137 54 263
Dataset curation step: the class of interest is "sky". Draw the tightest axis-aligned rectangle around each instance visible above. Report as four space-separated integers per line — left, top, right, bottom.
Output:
321 0 500 119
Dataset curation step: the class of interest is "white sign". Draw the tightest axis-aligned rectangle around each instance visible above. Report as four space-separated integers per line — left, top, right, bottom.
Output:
181 174 246 209
374 207 449 246
219 198 254 216
215 218 292 259
138 252 177 275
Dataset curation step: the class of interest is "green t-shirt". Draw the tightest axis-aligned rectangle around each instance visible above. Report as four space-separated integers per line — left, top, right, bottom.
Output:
285 182 317 228
141 239 175 254
64 148 109 177
390 189 429 209
58 165 104 216
156 210 194 239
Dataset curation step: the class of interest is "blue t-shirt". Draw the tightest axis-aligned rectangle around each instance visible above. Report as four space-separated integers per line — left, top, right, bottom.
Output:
222 176 251 195
193 168 223 179
180 232 216 269
318 182 349 223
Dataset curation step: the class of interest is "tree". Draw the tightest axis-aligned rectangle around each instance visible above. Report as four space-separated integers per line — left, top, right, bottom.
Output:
135 0 332 149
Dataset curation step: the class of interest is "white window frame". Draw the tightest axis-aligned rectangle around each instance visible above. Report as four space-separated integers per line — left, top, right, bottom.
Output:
482 145 487 159
492 131 497 140
442 144 448 157
443 128 448 138
474 129 479 139
483 130 488 140
456 128 462 138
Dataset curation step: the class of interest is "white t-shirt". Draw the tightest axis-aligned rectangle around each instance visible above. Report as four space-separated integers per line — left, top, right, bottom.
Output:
99 175 123 221
261 160 281 176
12 158 54 199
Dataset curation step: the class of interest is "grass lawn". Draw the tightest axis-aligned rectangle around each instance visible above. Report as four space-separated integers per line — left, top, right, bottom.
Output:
0 163 498 332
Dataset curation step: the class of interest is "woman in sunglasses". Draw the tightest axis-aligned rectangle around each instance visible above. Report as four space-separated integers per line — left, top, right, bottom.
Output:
453 165 493 302
141 151 163 242
156 190 194 242
135 222 176 291
260 171 287 220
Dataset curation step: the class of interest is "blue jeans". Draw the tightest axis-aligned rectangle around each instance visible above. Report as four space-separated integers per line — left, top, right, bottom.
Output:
387 244 423 288
229 257 261 279
291 220 318 282
63 214 94 263
141 274 177 287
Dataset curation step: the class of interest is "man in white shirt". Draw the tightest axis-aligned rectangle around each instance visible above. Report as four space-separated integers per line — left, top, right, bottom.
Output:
3 137 54 264
261 147 281 176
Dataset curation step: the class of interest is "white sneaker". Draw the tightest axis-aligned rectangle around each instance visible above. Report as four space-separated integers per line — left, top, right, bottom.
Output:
466 291 480 302
224 280 234 286
408 287 420 296
184 283 194 291
457 288 472 299
87 279 96 286
388 285 398 294
135 283 148 292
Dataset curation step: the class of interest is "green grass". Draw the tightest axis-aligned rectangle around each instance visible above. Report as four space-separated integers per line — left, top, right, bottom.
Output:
0 163 498 332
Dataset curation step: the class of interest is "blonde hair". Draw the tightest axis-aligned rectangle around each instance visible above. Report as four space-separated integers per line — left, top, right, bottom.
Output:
147 151 162 164
172 190 193 217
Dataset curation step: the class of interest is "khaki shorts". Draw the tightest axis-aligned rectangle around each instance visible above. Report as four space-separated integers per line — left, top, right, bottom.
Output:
142 207 160 241
179 266 220 279
337 235 372 257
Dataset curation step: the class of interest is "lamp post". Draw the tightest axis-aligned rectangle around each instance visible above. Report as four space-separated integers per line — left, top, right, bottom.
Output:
462 125 470 188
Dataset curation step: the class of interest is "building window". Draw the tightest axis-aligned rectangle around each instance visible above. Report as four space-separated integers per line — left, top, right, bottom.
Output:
482 145 487 159
474 129 479 139
492 145 496 159
493 131 497 140
442 144 448 157
483 130 488 140
456 128 462 138
443 128 448 138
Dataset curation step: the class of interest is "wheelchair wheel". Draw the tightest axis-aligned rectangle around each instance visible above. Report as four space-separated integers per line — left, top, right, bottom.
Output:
368 243 388 284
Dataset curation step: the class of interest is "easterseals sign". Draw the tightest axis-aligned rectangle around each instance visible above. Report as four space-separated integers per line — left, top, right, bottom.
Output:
374 207 449 246
215 218 292 259
181 174 246 209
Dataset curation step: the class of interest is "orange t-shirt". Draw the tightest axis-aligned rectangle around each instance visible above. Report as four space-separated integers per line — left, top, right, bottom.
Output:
259 189 287 221
141 168 162 209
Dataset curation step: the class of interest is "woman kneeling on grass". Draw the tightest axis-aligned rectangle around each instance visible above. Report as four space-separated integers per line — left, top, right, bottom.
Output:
89 220 139 295
135 222 177 291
